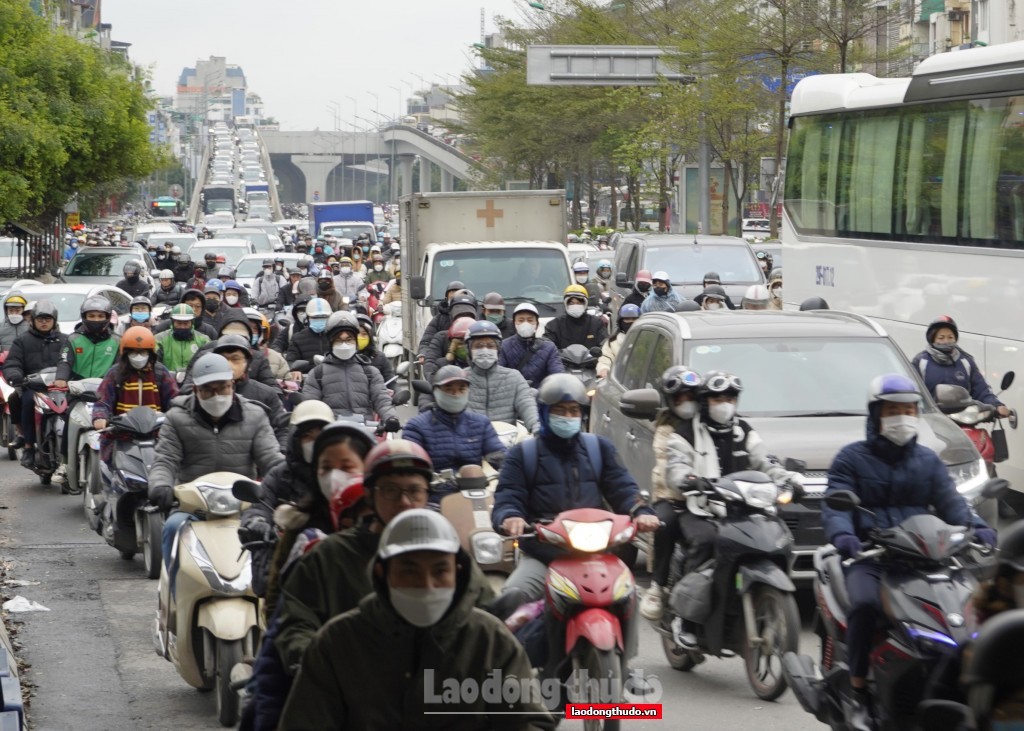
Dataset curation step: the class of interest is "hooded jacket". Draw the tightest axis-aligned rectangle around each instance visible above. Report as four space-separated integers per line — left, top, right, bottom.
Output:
541 312 607 351
466 364 539 433
148 393 284 493
640 286 686 313
279 554 554 731
911 346 1002 407
0 311 30 353
301 353 397 421
822 408 985 543
402 407 505 473
3 326 68 385
498 335 565 389
417 300 452 356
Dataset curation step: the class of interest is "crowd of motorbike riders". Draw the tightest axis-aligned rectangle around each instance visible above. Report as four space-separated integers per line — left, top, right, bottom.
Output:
2 224 1024 730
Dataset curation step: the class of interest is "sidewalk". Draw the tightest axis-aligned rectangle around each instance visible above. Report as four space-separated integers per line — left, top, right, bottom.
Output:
0 561 27 731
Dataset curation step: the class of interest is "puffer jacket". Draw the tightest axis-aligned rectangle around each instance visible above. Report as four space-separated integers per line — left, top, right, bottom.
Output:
911 347 1001 407
148 393 284 493
822 412 984 543
302 354 396 420
234 377 290 450
3 327 68 385
285 326 331 366
115 277 151 298
467 364 539 433
498 335 565 388
402 408 505 473
0 318 30 353
542 313 607 351
278 556 553 731
492 432 654 562
597 333 623 376
417 303 452 356
151 283 183 307
332 271 365 300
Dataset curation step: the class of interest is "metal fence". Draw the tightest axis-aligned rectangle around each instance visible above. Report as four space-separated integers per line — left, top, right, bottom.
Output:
1 217 64 281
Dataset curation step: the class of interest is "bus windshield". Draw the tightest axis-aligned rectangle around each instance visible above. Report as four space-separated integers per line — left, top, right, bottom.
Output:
430 248 569 305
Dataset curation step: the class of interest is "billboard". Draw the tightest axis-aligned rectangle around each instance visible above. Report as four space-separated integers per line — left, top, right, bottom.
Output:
231 88 246 118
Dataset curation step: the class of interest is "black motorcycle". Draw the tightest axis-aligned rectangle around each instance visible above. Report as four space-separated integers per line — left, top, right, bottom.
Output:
783 481 1006 731
96 406 165 578
655 470 802 700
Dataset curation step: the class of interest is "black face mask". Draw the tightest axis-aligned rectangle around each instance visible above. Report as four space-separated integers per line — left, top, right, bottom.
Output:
653 286 669 296
637 283 651 293
83 320 107 336
933 342 956 354
125 273 138 282
204 299 220 313
317 280 332 292
619 320 633 334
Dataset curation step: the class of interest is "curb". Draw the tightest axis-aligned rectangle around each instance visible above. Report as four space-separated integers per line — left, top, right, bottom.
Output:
0 610 24 730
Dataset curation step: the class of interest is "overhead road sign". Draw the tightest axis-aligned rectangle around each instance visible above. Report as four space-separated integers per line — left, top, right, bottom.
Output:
526 45 696 87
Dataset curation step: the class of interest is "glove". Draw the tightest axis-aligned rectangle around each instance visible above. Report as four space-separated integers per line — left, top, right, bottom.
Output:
239 518 275 545
149 484 175 513
833 533 863 559
975 527 998 547
384 417 401 433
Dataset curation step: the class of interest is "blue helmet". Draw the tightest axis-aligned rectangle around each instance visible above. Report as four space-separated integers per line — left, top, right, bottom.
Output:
465 319 502 344
618 303 641 319
868 374 920 406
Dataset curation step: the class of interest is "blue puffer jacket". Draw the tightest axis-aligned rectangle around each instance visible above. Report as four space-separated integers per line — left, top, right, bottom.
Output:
498 335 565 389
492 432 654 561
822 409 984 543
402 408 505 473
911 348 1002 407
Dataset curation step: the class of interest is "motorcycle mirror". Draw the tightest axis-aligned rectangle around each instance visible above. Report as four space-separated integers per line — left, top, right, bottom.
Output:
290 360 312 374
916 700 976 731
1001 370 1015 391
981 477 1010 500
823 490 860 512
396 360 411 377
935 384 972 413
411 379 432 395
615 272 630 287
313 354 324 365
391 389 410 407
619 388 660 420
784 457 807 474
588 346 603 359
231 479 262 504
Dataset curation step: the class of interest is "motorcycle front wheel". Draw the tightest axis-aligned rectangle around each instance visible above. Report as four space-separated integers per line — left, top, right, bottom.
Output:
141 510 164 580
2 410 14 460
215 638 243 727
570 644 622 731
743 585 800 701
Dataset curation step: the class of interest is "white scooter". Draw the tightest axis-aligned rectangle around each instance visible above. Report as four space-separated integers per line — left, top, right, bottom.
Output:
65 378 103 496
377 301 405 372
152 472 260 727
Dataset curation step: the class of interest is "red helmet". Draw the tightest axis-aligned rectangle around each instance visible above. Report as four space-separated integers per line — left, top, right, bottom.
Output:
448 316 474 340
363 440 433 489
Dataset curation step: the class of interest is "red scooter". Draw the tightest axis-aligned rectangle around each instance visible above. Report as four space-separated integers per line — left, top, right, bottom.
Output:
936 371 1017 477
24 367 70 485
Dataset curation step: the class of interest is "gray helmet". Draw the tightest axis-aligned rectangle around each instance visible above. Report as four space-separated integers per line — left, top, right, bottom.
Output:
213 333 253 360
326 310 360 340
191 353 234 386
32 299 59 321
81 295 112 316
537 373 588 406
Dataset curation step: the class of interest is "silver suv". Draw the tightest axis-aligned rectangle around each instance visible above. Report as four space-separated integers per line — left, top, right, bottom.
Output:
590 309 989 579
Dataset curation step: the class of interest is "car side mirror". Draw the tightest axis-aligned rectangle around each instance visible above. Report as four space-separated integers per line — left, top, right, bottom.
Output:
824 490 860 512
409 275 426 300
619 388 660 420
1001 370 1015 391
615 272 630 287
150 269 161 278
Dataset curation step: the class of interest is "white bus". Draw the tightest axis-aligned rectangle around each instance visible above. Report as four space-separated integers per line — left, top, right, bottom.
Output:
784 41 1024 491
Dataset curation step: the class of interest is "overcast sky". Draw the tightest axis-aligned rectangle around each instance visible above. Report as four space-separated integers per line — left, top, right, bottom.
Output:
103 0 521 130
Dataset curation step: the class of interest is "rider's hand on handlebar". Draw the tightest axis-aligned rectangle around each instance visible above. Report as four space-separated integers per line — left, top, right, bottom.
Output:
383 417 401 433
502 517 528 537
998 405 1011 418
52 379 68 389
833 533 863 559
149 485 175 513
975 527 998 547
635 514 660 533
92 419 107 430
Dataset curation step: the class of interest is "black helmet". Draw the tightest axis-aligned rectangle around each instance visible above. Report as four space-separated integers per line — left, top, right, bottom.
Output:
926 315 959 344
32 299 59 321
123 261 141 277
129 295 152 310
698 370 743 399
81 295 112 316
262 258 273 267
445 280 465 297
661 366 702 396
963 609 1024 719
799 297 830 311
204 252 217 262
703 271 721 285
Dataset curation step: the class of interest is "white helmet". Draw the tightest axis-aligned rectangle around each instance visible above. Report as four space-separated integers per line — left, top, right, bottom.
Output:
377 509 460 560
741 285 771 310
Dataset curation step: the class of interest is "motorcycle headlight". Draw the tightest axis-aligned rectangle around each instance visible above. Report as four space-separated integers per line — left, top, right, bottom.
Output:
564 519 612 552
735 481 779 510
471 531 503 565
197 484 241 517
951 458 987 500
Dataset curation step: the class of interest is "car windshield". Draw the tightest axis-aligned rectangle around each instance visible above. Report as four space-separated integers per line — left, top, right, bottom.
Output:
684 338 930 417
65 253 143 277
24 292 90 321
430 248 569 304
644 244 762 284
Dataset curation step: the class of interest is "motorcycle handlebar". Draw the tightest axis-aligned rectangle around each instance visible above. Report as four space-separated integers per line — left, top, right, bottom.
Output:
842 546 886 568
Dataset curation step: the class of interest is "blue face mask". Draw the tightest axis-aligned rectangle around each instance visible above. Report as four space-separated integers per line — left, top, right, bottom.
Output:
250 333 261 347
309 318 326 333
548 414 582 439
131 311 150 323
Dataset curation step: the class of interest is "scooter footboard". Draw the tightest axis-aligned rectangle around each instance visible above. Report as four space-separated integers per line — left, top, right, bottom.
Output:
566 608 623 653
197 598 259 642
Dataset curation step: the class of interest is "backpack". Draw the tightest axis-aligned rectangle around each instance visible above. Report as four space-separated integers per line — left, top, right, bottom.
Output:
519 432 603 486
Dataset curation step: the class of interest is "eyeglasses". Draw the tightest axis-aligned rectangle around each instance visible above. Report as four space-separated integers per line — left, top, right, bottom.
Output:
377 485 429 502
196 382 233 398
704 373 743 393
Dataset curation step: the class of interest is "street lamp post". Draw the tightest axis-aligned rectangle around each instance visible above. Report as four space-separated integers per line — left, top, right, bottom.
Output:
356 115 378 201
387 85 405 203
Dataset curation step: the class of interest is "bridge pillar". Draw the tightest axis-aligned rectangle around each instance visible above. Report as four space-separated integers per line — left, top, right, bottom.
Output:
292 154 344 203
440 169 454 193
419 158 433 193
398 157 414 198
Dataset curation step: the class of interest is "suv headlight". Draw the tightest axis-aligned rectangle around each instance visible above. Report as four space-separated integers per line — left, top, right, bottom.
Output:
950 458 987 500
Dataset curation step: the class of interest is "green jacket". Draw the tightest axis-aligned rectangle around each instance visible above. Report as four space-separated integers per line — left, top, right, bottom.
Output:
56 331 119 380
279 557 554 731
275 520 496 675
155 328 210 372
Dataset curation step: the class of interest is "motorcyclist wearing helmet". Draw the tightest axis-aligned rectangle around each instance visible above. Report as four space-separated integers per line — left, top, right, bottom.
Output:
272 295 308 355
493 373 659 603
767 268 783 310
380 265 402 307
0 293 30 352
572 261 601 306
364 253 389 286
543 284 607 351
974 521 1024 624
156 288 219 340
211 334 290 449
597 303 639 379
421 293 478 383
697 284 730 311
172 248 193 284
202 280 229 330
416 280 467 361
254 258 288 308
122 296 154 333
116 260 151 298
354 312 394 383
285 297 332 367
332 256 366 301
740 284 771 311
595 259 614 292
463 320 539 433
279 268 305 309
202 252 219 278
912 315 1010 418
403 366 506 503
313 268 346 311
279 508 552 731
481 292 514 339
640 271 686 313
822 373 996 730
623 269 653 309
243 307 289 380
754 249 773 277
55 296 120 388
498 302 565 389
152 269 183 307
92 326 177 459
960 608 1024 729
692 271 737 310
155 304 211 373
3 300 68 467
223 279 249 309
301 311 400 430
654 370 803 628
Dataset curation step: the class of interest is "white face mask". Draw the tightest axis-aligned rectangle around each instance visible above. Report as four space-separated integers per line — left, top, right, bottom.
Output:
301 440 315 464
225 294 239 306
263 269 273 277
7 314 23 325
771 287 782 300
128 353 150 370
373 264 384 272
333 343 357 360
671 401 698 420
709 402 736 424
575 274 588 284
198 393 233 418
318 468 357 501
880 414 918 446
566 304 586 319
340 266 352 275
705 302 722 311
388 584 455 628
516 322 536 338
472 349 498 370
